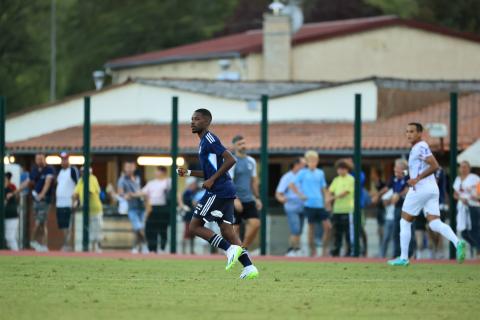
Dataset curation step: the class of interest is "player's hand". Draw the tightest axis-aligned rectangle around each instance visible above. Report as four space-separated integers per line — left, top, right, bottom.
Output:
234 198 243 213
299 194 307 201
255 198 263 211
202 178 214 190
407 177 419 188
176 167 189 177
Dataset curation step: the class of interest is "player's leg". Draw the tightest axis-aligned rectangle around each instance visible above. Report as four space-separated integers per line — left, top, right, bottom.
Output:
389 189 424 265
243 218 260 249
423 192 465 262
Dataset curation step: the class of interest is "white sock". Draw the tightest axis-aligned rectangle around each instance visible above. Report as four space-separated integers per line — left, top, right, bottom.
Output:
429 219 459 248
400 219 412 260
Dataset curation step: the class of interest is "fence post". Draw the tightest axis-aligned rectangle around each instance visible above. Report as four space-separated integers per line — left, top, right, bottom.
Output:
170 96 178 254
448 92 458 259
260 95 269 255
353 94 362 257
0 96 6 249
82 96 91 252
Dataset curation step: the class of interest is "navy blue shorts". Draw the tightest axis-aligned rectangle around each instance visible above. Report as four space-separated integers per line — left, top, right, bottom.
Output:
304 207 330 224
56 207 72 229
193 193 234 225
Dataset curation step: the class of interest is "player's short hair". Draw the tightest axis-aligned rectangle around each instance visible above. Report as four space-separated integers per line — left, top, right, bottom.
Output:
232 135 244 144
304 150 319 159
5 171 12 180
194 108 212 121
408 122 423 132
335 160 350 170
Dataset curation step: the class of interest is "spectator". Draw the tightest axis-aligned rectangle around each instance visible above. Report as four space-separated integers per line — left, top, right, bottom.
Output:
370 168 388 255
230 135 262 250
290 150 331 257
73 167 103 253
117 161 148 254
275 157 306 256
179 177 199 254
453 161 480 258
380 189 395 258
16 153 55 252
141 166 171 253
5 172 19 251
328 160 354 257
388 159 412 258
55 152 79 251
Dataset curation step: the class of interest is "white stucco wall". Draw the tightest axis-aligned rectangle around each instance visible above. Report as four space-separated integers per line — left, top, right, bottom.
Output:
6 81 377 142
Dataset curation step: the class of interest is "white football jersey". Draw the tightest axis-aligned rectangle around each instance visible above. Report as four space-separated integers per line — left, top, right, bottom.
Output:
408 140 438 191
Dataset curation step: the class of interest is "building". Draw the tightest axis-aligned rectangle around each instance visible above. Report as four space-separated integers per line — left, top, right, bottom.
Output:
106 16 480 83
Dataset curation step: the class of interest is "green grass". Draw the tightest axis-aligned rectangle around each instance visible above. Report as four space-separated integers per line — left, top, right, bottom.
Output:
0 256 479 320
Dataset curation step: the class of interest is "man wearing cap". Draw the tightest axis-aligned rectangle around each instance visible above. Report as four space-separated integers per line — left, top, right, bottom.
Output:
55 152 79 251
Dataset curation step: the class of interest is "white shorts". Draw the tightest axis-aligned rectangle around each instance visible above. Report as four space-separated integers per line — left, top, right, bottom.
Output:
90 215 103 242
402 188 440 217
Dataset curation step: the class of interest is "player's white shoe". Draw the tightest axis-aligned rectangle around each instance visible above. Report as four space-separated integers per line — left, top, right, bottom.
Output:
131 247 139 254
225 245 243 271
240 265 259 279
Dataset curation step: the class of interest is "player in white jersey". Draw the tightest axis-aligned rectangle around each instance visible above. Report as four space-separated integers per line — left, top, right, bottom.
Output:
388 123 466 266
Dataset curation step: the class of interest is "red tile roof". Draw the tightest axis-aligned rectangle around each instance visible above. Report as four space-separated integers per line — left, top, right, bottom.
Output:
106 16 480 69
7 94 480 154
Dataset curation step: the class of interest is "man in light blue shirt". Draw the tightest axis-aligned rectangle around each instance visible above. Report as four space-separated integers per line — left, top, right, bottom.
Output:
276 157 306 256
290 150 332 257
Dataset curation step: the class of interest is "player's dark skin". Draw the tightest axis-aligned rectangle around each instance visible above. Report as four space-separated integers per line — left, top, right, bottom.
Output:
177 111 243 247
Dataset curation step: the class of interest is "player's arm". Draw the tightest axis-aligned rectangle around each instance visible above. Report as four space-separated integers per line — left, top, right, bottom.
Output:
202 150 236 189
177 168 204 178
408 155 439 187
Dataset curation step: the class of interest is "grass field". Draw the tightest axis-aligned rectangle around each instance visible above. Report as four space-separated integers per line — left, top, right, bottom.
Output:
0 255 479 320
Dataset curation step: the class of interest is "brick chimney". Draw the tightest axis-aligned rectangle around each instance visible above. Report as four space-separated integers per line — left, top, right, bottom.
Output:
263 13 292 81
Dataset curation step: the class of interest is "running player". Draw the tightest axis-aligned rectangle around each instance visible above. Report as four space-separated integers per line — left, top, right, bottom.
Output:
388 123 466 266
177 108 259 279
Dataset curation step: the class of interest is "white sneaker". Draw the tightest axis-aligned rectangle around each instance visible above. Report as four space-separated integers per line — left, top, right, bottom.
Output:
141 244 149 254
131 247 139 254
225 245 243 271
240 265 259 279
38 245 49 252
30 241 41 251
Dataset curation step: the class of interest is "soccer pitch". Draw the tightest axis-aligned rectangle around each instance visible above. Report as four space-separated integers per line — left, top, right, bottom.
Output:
0 255 479 320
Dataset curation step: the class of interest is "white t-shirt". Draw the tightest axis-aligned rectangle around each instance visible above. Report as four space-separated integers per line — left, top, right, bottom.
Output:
453 174 480 207
142 178 171 206
408 141 438 191
56 167 78 207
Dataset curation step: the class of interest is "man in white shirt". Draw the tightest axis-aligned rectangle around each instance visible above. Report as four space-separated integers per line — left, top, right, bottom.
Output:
55 152 79 251
388 123 466 266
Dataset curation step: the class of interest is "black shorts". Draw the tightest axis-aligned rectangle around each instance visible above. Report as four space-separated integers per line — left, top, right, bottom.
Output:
234 201 260 225
56 207 72 229
304 207 330 224
193 193 234 225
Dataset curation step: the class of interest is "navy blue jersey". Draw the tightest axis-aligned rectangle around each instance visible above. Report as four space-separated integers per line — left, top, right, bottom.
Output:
198 131 235 198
